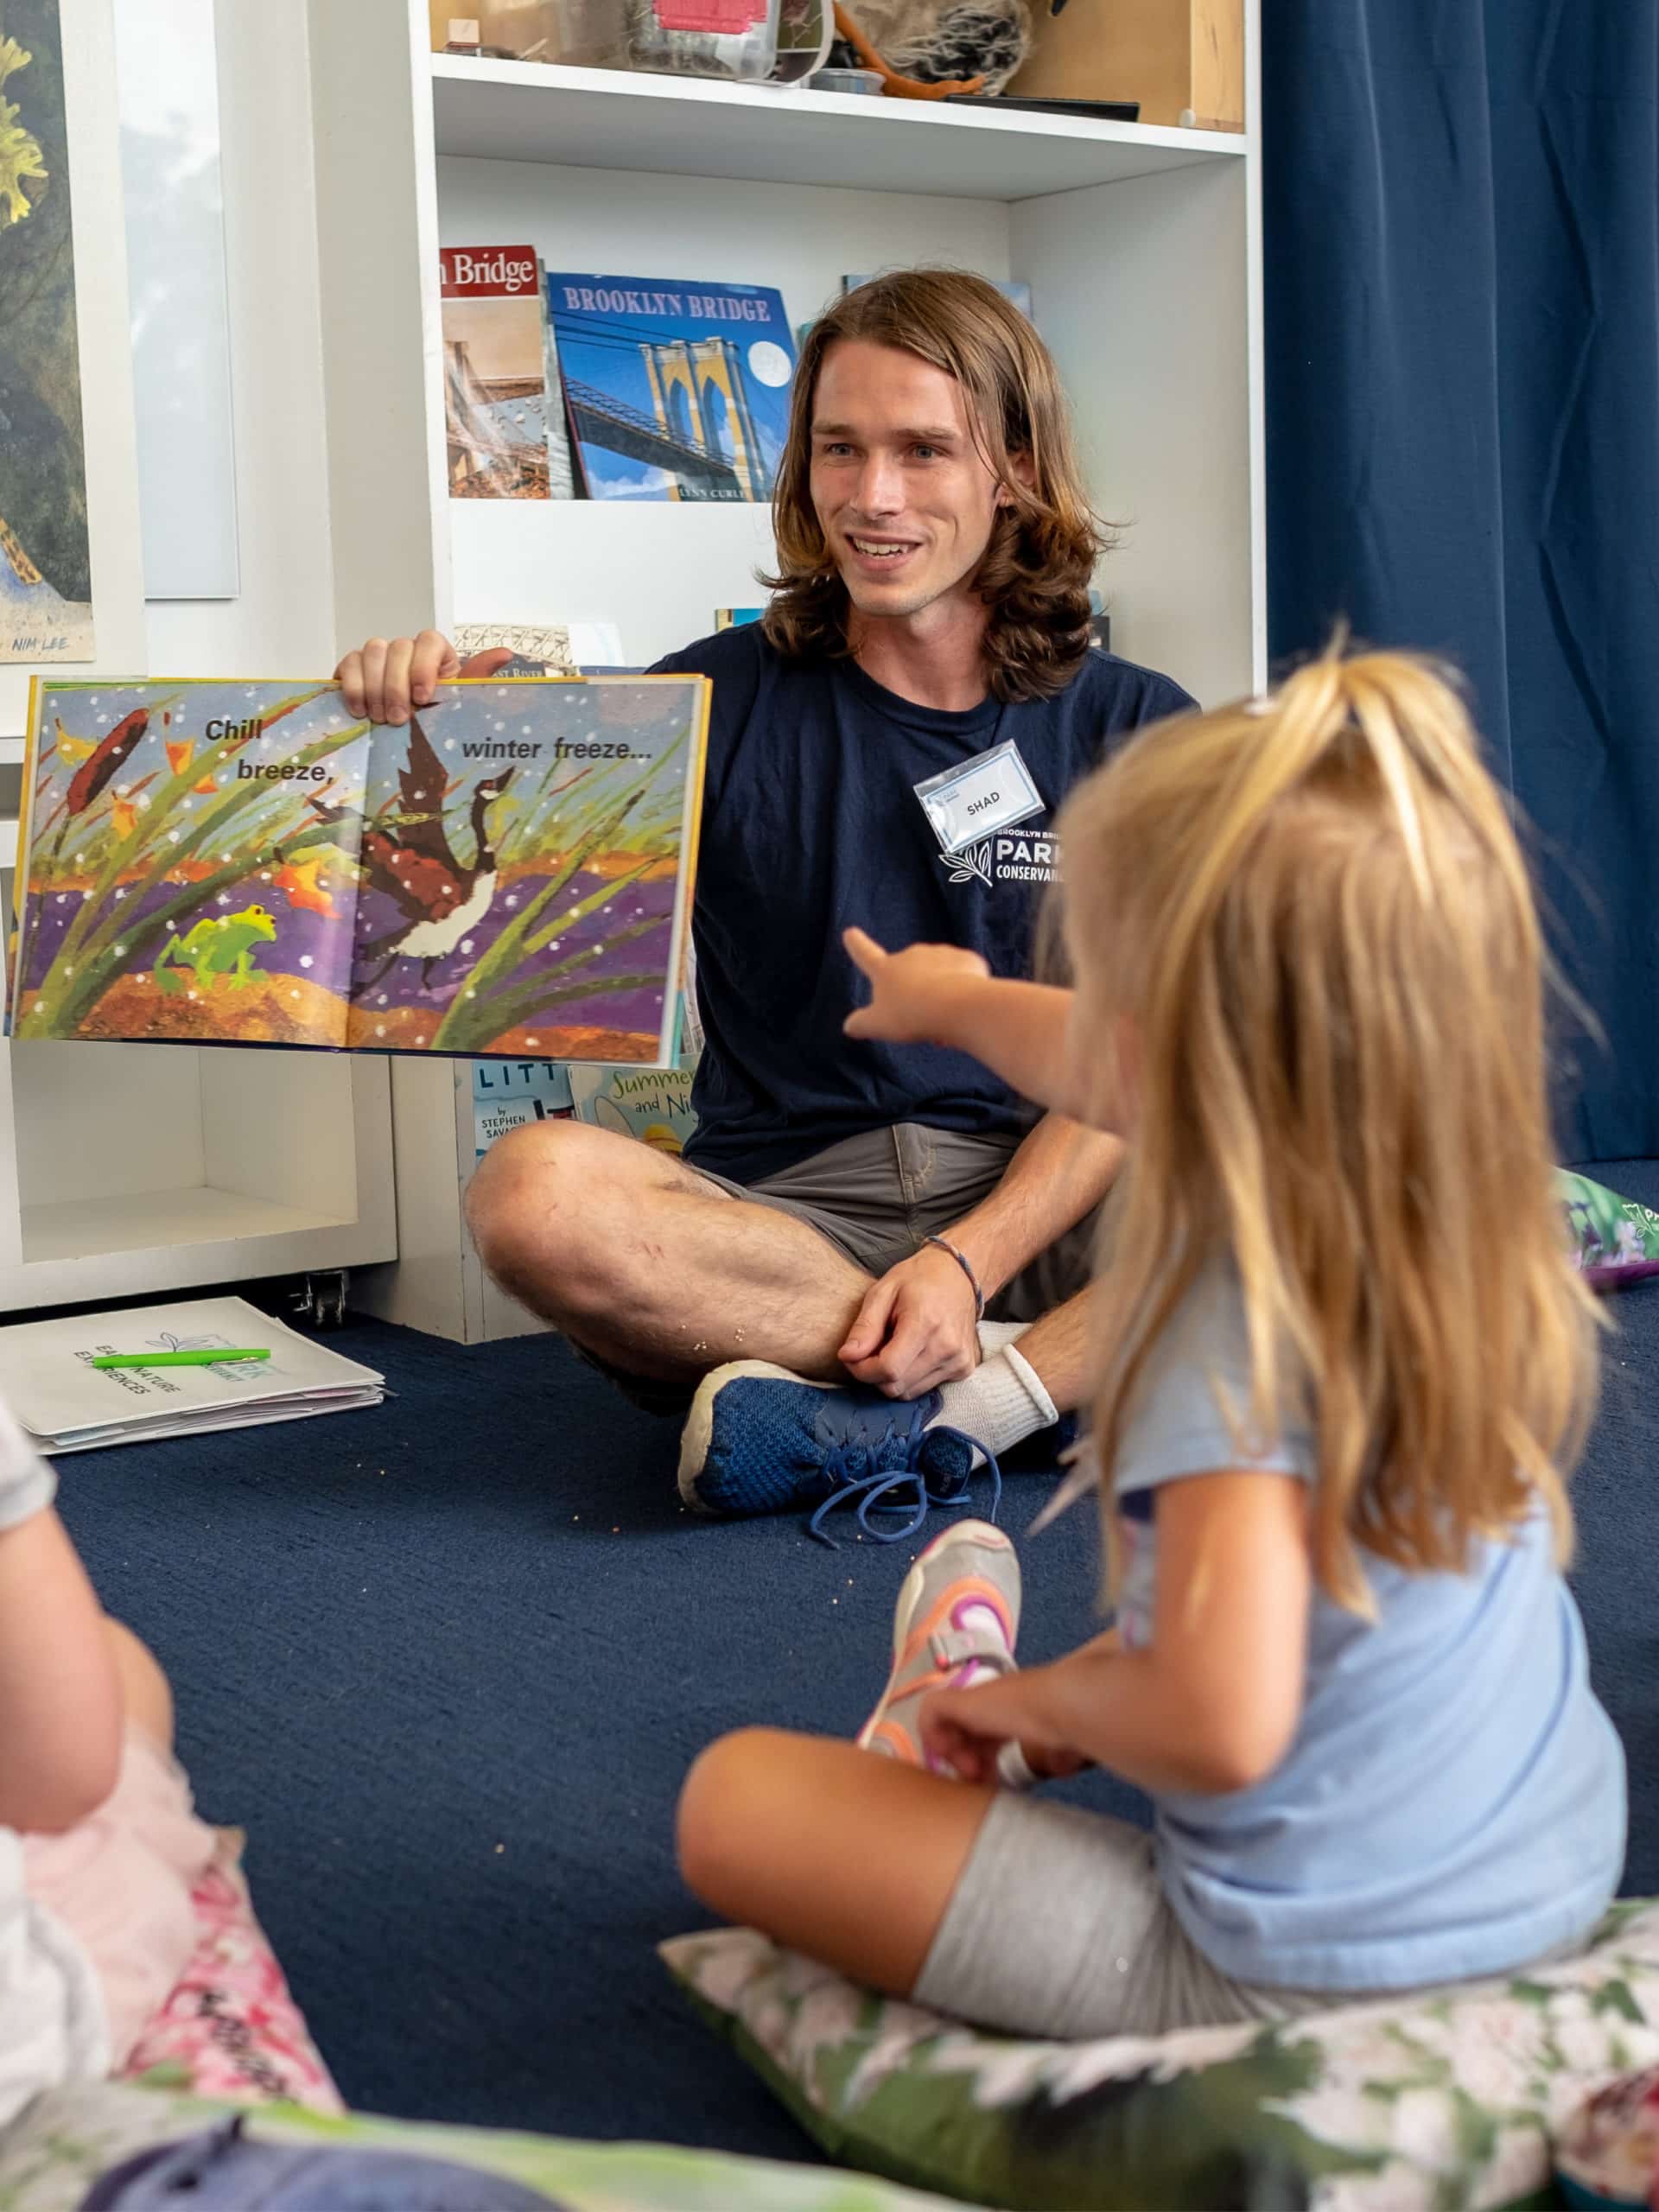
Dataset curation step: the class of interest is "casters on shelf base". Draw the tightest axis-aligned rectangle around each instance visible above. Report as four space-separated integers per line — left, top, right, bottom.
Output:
291 1269 350 1330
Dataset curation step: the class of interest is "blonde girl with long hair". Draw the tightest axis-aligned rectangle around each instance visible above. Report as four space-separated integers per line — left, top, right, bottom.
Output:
677 645 1626 2037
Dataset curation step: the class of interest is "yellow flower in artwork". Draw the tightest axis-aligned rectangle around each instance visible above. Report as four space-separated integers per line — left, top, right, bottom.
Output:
0 38 47 230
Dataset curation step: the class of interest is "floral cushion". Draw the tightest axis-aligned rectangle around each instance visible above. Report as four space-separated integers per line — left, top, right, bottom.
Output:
661 1899 1659 2211
1562 1170 1659 1290
120 1831 342 2113
0 2080 964 2212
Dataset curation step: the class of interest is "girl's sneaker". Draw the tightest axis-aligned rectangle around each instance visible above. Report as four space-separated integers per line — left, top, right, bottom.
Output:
857 1519 1026 1775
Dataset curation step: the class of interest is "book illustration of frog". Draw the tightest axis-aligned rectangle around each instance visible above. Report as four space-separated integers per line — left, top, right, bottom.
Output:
153 905 278 995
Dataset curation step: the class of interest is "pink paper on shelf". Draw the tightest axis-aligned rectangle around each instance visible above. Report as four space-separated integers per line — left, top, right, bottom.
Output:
652 0 766 28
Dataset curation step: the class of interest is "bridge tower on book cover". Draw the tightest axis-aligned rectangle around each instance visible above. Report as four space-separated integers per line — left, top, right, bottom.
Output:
641 337 770 500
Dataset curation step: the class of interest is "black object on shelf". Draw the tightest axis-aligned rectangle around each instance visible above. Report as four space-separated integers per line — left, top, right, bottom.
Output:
944 92 1141 121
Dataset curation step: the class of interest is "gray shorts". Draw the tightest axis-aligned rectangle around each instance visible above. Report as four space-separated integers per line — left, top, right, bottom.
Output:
917 1792 1587 2040
580 1123 1097 1418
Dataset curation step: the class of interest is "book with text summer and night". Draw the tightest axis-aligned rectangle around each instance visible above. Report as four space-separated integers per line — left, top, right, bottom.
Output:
544 271 797 504
10 673 709 1065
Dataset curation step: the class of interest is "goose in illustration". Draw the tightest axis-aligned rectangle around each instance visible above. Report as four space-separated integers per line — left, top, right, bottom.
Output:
352 715 516 991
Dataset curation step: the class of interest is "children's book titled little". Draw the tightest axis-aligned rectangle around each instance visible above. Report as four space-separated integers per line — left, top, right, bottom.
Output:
10 673 709 1065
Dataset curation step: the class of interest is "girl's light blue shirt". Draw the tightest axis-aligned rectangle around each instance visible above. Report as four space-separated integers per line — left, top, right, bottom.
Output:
1112 1263 1627 1992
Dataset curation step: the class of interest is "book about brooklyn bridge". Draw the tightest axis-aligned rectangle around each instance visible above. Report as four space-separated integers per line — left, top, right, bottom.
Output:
543 271 798 503
9 672 710 1065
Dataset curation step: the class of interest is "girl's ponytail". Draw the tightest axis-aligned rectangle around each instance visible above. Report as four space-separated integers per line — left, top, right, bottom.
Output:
1054 642 1599 1611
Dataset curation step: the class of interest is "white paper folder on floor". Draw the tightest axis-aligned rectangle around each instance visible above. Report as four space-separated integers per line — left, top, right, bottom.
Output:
0 1296 385 1455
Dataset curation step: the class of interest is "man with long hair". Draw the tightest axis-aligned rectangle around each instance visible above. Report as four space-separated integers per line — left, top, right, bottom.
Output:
336 270 1192 1531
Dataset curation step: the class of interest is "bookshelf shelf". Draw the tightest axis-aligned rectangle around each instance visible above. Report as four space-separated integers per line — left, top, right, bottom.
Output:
429 56 1249 200
22 1187 358 1271
0 1033 396 1313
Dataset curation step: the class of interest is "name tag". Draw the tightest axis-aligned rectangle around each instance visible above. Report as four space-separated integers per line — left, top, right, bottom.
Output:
914 740 1045 855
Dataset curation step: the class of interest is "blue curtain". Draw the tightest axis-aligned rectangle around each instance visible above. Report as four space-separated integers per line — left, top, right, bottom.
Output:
1264 3 1659 1163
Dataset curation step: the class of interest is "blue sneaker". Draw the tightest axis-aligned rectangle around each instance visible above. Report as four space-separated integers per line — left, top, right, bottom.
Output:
677 1361 1001 1544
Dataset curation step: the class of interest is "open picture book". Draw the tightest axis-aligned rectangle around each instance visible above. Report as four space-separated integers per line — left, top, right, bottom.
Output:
10 673 709 1064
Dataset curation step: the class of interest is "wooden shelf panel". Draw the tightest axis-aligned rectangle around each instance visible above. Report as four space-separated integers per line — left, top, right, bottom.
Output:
430 57 1248 200
22 1185 355 1267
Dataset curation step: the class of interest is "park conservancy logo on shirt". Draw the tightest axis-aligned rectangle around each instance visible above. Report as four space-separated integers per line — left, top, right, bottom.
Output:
941 830 1061 890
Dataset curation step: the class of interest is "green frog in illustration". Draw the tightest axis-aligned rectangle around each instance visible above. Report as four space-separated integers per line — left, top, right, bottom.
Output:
154 904 278 994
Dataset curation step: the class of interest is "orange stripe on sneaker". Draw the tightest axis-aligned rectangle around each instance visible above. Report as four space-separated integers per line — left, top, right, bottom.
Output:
866 1719 925 1764
881 1663 957 1707
859 1573 1016 1754
857 1665 958 1751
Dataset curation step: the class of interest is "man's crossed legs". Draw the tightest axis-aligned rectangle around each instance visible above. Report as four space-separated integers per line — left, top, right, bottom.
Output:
466 1118 1096 1536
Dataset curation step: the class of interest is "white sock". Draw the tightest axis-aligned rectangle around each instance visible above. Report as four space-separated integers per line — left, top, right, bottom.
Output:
996 1739 1039 1789
976 1318 1030 1357
931 1344 1058 1462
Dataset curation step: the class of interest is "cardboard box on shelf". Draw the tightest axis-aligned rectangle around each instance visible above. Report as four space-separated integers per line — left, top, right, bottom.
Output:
1009 0 1243 133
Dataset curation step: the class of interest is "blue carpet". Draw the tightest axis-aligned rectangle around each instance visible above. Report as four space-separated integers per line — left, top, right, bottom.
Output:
54 1159 1659 2160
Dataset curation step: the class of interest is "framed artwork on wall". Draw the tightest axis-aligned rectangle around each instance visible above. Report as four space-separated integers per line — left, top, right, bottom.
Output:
0 0 96 664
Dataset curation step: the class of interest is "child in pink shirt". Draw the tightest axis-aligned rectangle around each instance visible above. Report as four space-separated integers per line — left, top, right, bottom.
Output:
0 1400 214 2120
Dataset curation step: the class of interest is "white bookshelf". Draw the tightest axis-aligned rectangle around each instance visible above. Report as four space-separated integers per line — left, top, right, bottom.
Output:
429 54 1249 194
0 1035 394 1310
0 0 397 1318
305 0 1263 1339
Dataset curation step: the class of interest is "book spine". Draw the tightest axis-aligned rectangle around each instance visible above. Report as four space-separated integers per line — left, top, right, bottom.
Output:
535 254 580 501
440 245 565 501
7 678 45 1032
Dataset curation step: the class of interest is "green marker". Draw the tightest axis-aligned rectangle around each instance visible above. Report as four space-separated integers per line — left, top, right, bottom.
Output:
92 1349 270 1369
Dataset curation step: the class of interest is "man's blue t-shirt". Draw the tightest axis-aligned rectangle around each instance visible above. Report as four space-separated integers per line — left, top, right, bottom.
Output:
651 623 1194 1185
